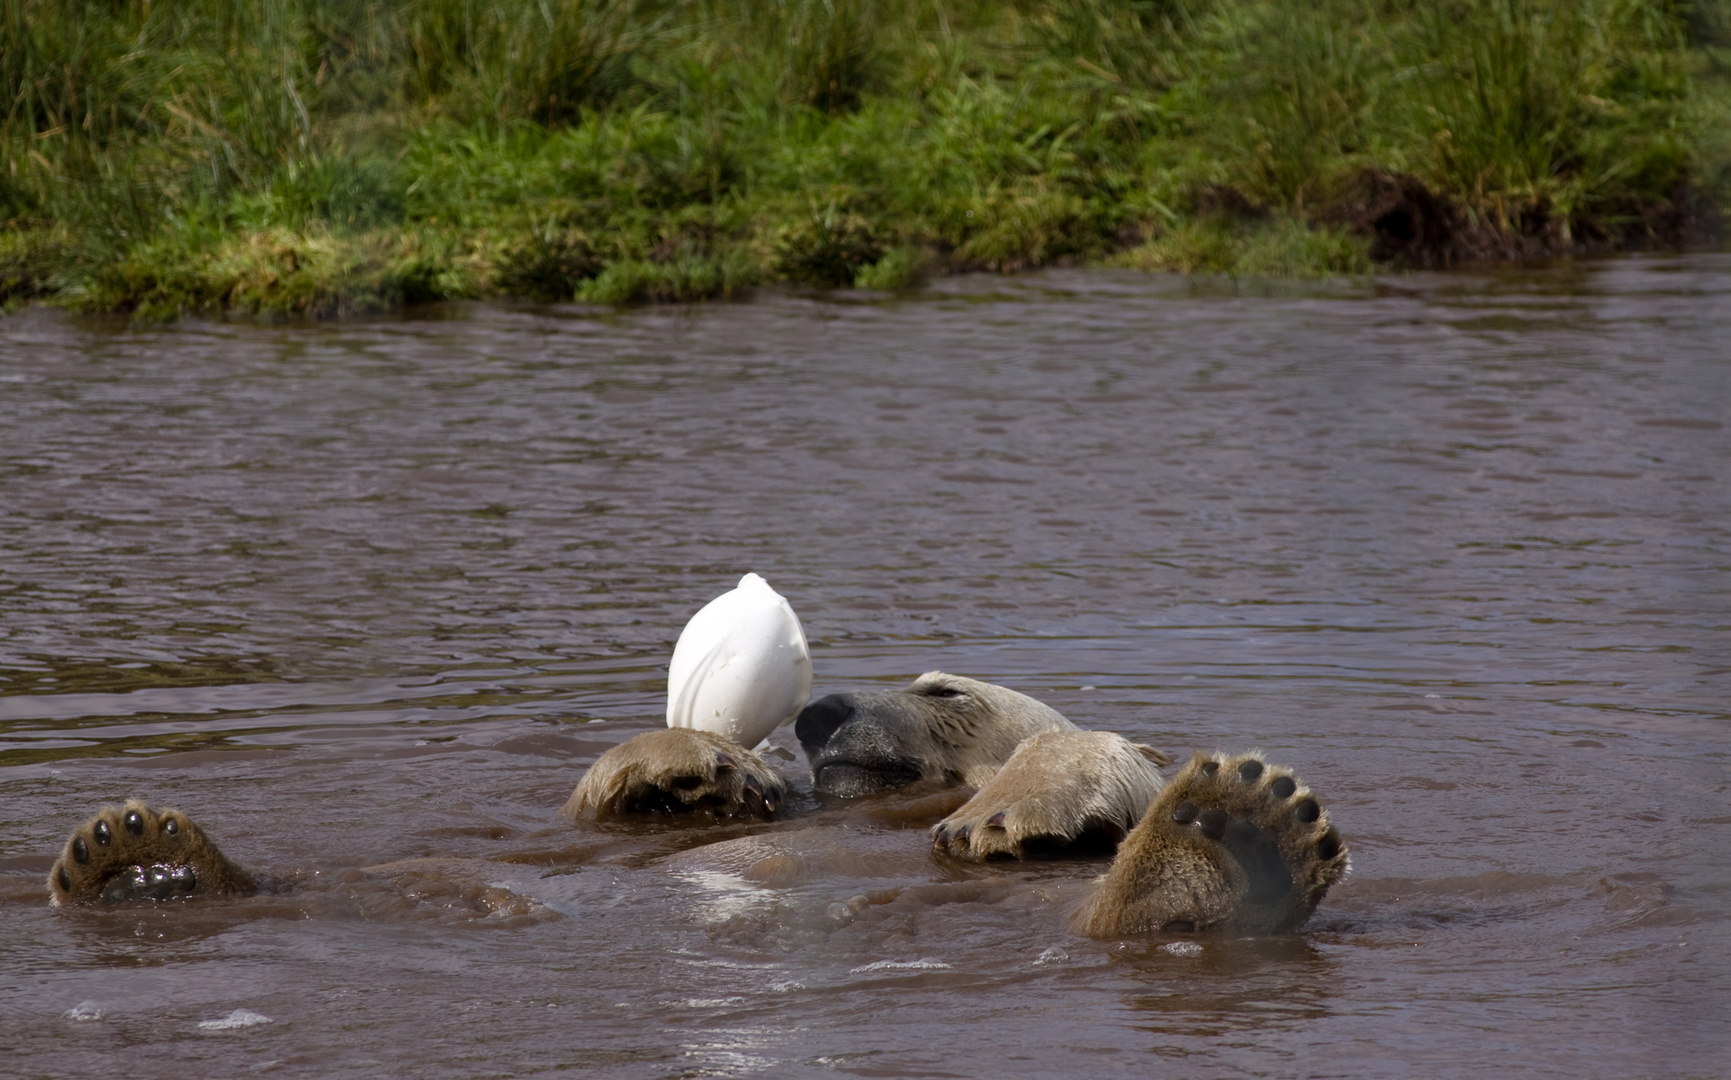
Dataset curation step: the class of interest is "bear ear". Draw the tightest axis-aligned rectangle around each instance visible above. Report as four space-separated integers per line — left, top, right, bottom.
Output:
1130 742 1174 768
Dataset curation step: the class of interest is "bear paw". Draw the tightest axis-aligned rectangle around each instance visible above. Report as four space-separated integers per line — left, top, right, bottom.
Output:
48 800 259 907
1073 751 1347 936
560 728 787 821
931 730 1168 860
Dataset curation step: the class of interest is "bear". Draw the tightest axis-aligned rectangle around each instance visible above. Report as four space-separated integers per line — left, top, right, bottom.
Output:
46 672 1348 937
555 670 1112 819
556 670 1174 843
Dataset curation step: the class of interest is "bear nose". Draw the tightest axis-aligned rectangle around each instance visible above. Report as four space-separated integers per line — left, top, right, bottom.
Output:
795 694 854 755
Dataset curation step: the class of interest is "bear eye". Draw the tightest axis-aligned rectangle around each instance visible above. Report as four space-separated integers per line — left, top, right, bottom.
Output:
922 687 965 699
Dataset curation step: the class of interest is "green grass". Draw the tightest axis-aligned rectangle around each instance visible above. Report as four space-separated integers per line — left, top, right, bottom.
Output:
2 0 1727 317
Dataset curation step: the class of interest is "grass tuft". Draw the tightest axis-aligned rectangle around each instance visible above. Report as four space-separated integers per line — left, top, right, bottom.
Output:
773 203 883 286
1115 215 1373 278
854 245 925 289
498 224 603 301
577 247 755 304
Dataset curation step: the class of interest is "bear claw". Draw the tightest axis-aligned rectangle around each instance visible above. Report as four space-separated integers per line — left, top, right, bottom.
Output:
48 800 258 907
932 730 1167 861
561 728 788 822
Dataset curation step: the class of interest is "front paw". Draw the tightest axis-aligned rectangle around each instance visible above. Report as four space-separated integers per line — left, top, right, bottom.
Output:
560 728 787 822
931 730 1166 860
48 800 257 906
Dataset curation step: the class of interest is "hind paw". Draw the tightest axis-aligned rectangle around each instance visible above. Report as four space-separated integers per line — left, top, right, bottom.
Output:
1074 751 1348 936
48 800 258 907
931 730 1167 860
560 728 787 822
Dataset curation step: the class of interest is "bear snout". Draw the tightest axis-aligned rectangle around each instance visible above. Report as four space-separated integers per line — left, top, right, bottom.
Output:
811 759 925 799
798 692 932 798
795 694 856 760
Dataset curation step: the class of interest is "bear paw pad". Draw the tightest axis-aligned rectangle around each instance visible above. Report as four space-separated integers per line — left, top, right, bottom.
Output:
1076 751 1347 936
48 801 258 907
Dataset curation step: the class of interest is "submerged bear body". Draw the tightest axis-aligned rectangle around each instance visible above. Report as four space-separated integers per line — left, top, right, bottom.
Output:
48 671 1347 939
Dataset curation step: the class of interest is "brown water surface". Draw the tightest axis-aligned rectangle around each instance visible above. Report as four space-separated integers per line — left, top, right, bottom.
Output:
1 257 1727 1078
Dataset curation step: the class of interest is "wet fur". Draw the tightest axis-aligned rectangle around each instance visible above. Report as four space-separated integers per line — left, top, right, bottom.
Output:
1073 751 1349 936
796 671 1077 796
560 727 785 821
48 799 257 907
932 729 1170 860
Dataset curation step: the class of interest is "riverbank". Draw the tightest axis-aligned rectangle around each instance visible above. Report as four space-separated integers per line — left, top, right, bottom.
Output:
4 0 1728 318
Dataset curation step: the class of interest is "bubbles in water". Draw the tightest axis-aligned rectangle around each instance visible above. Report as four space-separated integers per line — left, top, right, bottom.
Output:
1034 947 1069 965
63 1001 102 1022
1160 941 1203 957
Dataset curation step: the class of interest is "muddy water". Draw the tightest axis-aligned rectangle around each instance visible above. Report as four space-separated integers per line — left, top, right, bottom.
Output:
1 256 1727 1078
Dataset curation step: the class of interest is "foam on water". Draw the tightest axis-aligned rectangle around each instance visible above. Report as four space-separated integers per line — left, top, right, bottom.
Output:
197 1009 272 1031
849 958 953 973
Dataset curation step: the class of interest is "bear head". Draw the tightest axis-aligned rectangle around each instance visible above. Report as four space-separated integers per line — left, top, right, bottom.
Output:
795 671 1076 799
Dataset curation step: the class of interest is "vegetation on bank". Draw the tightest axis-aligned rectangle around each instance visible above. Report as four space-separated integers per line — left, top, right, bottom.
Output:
2 0 1728 317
